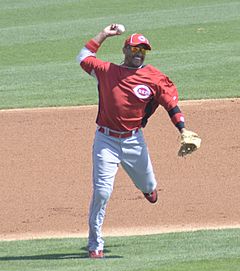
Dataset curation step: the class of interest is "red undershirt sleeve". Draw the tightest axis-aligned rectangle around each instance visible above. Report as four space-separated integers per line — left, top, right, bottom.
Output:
157 76 185 131
85 39 101 53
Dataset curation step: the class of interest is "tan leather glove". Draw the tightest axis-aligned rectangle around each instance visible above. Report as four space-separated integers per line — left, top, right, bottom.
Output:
178 129 201 157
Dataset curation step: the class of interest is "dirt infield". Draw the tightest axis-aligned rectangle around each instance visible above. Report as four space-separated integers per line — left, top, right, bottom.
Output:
0 99 239 240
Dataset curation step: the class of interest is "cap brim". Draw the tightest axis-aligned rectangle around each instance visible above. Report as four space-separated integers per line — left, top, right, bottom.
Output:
142 43 151 50
128 42 151 50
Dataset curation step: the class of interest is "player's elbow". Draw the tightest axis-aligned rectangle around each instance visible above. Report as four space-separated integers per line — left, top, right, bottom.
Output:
76 47 96 64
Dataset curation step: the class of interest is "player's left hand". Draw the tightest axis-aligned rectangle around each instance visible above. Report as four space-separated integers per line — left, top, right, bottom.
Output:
178 129 201 157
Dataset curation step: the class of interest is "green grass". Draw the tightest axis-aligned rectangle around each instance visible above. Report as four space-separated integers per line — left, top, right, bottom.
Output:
0 0 240 109
0 229 239 271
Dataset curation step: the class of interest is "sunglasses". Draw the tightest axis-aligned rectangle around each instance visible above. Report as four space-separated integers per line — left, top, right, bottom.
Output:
129 46 147 55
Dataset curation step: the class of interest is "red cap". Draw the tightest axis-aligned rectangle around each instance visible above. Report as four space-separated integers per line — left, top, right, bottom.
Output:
124 33 151 50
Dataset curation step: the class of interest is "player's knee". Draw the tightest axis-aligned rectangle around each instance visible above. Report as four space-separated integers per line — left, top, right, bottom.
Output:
96 188 112 204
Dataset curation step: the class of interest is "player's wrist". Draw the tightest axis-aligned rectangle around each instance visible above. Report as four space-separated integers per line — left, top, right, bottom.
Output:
180 128 187 134
92 31 108 45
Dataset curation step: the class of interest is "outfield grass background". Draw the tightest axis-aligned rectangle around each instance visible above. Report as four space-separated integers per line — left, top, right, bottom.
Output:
0 229 240 271
0 0 239 109
0 1 240 270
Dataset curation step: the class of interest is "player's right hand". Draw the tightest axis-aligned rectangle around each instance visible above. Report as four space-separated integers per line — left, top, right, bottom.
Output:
103 24 122 37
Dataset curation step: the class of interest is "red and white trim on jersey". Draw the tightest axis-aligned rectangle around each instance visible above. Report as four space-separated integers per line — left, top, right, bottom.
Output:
76 40 101 65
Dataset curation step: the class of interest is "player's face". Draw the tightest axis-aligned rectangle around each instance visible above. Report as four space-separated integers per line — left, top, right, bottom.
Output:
123 45 147 68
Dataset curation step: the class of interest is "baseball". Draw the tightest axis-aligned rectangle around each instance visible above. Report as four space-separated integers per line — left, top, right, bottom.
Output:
116 24 125 34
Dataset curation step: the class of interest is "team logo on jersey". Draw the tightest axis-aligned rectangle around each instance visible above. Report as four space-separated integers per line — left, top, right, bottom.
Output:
133 85 151 99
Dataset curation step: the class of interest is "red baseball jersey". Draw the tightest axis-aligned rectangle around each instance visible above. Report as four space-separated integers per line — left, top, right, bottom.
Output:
80 46 180 131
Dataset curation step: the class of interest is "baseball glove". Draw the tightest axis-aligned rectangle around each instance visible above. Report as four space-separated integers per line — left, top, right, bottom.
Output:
178 130 201 157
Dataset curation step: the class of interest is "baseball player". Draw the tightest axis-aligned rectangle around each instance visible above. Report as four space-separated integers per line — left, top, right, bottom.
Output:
76 24 201 259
